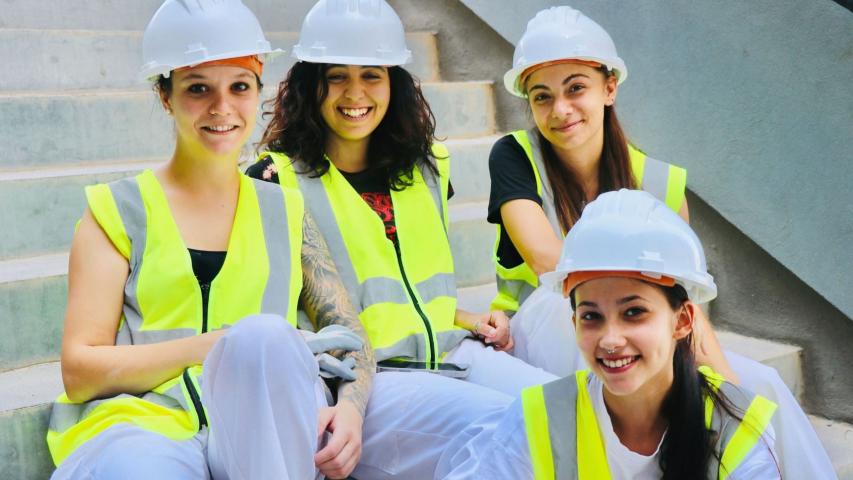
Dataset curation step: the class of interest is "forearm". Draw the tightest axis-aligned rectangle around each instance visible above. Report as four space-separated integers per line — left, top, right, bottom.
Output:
301 212 375 417
61 331 221 402
454 308 479 332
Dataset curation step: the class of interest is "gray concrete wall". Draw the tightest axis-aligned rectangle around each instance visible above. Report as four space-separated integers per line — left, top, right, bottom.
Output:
461 0 853 322
388 0 527 132
690 190 853 422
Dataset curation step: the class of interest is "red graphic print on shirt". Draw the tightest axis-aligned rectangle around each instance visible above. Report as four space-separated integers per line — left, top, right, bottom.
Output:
360 192 397 244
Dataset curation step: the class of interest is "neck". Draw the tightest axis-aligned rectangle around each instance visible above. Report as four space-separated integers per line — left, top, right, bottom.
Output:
325 135 370 173
162 141 241 194
552 129 604 202
602 370 672 456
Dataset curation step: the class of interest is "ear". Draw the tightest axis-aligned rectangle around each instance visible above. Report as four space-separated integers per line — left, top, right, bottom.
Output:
158 90 172 115
571 310 578 330
673 301 696 340
604 74 619 106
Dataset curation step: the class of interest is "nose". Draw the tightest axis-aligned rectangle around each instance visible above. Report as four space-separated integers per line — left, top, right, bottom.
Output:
552 96 574 119
344 79 366 101
599 322 626 354
209 90 232 116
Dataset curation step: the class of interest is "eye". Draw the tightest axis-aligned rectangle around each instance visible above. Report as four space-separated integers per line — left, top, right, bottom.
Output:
532 92 551 104
231 81 251 92
567 83 586 94
624 306 647 318
578 310 602 322
187 83 208 94
326 72 347 83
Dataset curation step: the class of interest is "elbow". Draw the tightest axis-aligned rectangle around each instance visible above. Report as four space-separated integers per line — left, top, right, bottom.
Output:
60 354 97 403
527 253 559 277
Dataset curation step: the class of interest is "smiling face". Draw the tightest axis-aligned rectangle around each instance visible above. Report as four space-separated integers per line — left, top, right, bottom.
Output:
162 65 260 158
525 62 617 156
319 65 391 151
572 277 693 399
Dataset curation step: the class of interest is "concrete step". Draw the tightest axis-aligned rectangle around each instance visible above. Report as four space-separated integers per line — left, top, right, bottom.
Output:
0 81 495 171
0 202 494 370
809 415 853 480
0 132 493 261
0 161 159 261
446 135 496 204
0 255 67 372
0 29 439 92
716 330 804 401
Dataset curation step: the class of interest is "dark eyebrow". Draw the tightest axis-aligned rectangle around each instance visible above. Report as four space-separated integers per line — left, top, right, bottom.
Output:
179 71 254 81
527 84 549 93
577 300 598 308
617 295 644 305
563 73 589 85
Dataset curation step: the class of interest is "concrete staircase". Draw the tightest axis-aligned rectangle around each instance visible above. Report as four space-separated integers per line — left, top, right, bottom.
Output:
0 1 850 478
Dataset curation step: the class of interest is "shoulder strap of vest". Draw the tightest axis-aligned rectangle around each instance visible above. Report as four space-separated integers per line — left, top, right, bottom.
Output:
628 145 687 213
258 151 300 190
510 130 544 196
430 142 451 231
85 181 132 259
699 366 778 479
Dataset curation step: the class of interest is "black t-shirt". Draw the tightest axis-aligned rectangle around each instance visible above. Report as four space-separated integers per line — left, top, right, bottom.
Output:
246 157 453 246
487 134 543 269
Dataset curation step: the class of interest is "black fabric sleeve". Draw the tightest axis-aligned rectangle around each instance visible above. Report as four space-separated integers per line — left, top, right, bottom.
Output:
487 134 541 225
448 181 454 201
245 157 280 184
487 134 542 270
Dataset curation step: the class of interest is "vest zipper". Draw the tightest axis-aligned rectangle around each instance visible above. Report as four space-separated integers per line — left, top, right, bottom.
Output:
200 282 211 334
182 369 207 429
185 280 212 430
394 243 436 366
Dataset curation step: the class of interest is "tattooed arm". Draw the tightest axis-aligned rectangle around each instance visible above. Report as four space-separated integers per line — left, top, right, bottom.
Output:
299 211 375 416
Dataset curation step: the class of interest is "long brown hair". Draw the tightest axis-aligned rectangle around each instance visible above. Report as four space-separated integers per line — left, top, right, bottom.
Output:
539 71 636 232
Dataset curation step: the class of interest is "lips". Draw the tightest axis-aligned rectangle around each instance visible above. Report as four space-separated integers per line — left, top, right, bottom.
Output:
338 106 372 119
202 124 238 133
598 355 640 373
552 119 583 132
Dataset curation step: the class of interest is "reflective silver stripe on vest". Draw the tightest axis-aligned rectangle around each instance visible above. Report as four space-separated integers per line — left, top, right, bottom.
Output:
640 155 670 205
415 272 456 304
526 128 562 236
420 161 447 235
49 387 187 434
361 277 410 306
375 329 472 362
541 376 579 480
109 177 196 345
497 278 537 309
252 178 292 315
707 381 761 478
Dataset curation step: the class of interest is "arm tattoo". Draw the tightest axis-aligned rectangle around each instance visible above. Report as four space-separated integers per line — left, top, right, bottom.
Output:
300 212 375 417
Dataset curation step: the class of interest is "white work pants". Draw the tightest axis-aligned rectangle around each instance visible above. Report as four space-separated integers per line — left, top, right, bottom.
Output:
444 338 558 397
51 315 516 480
51 314 326 480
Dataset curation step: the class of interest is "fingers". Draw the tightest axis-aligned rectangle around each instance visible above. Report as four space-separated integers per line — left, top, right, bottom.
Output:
316 406 335 437
315 422 361 478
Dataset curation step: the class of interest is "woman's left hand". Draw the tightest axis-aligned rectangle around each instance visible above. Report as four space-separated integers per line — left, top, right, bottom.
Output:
475 310 515 352
315 400 364 479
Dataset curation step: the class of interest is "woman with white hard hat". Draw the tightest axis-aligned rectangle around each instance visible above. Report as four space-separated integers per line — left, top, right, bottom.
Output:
491 6 836 478
437 189 783 479
46 1 376 478
249 1 555 395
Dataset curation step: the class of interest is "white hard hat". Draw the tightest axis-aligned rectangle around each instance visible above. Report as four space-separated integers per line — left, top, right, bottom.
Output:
541 189 717 304
292 0 411 66
139 0 282 81
504 6 628 97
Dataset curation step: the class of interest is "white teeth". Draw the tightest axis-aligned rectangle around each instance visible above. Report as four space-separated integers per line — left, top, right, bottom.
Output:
206 125 235 132
341 107 369 118
602 356 637 369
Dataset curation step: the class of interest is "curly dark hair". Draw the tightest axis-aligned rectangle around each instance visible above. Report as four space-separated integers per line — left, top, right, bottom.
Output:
258 62 440 190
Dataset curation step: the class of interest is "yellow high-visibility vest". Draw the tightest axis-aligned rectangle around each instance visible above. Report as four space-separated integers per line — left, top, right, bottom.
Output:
521 368 778 479
262 145 468 363
47 170 304 466
492 129 688 312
